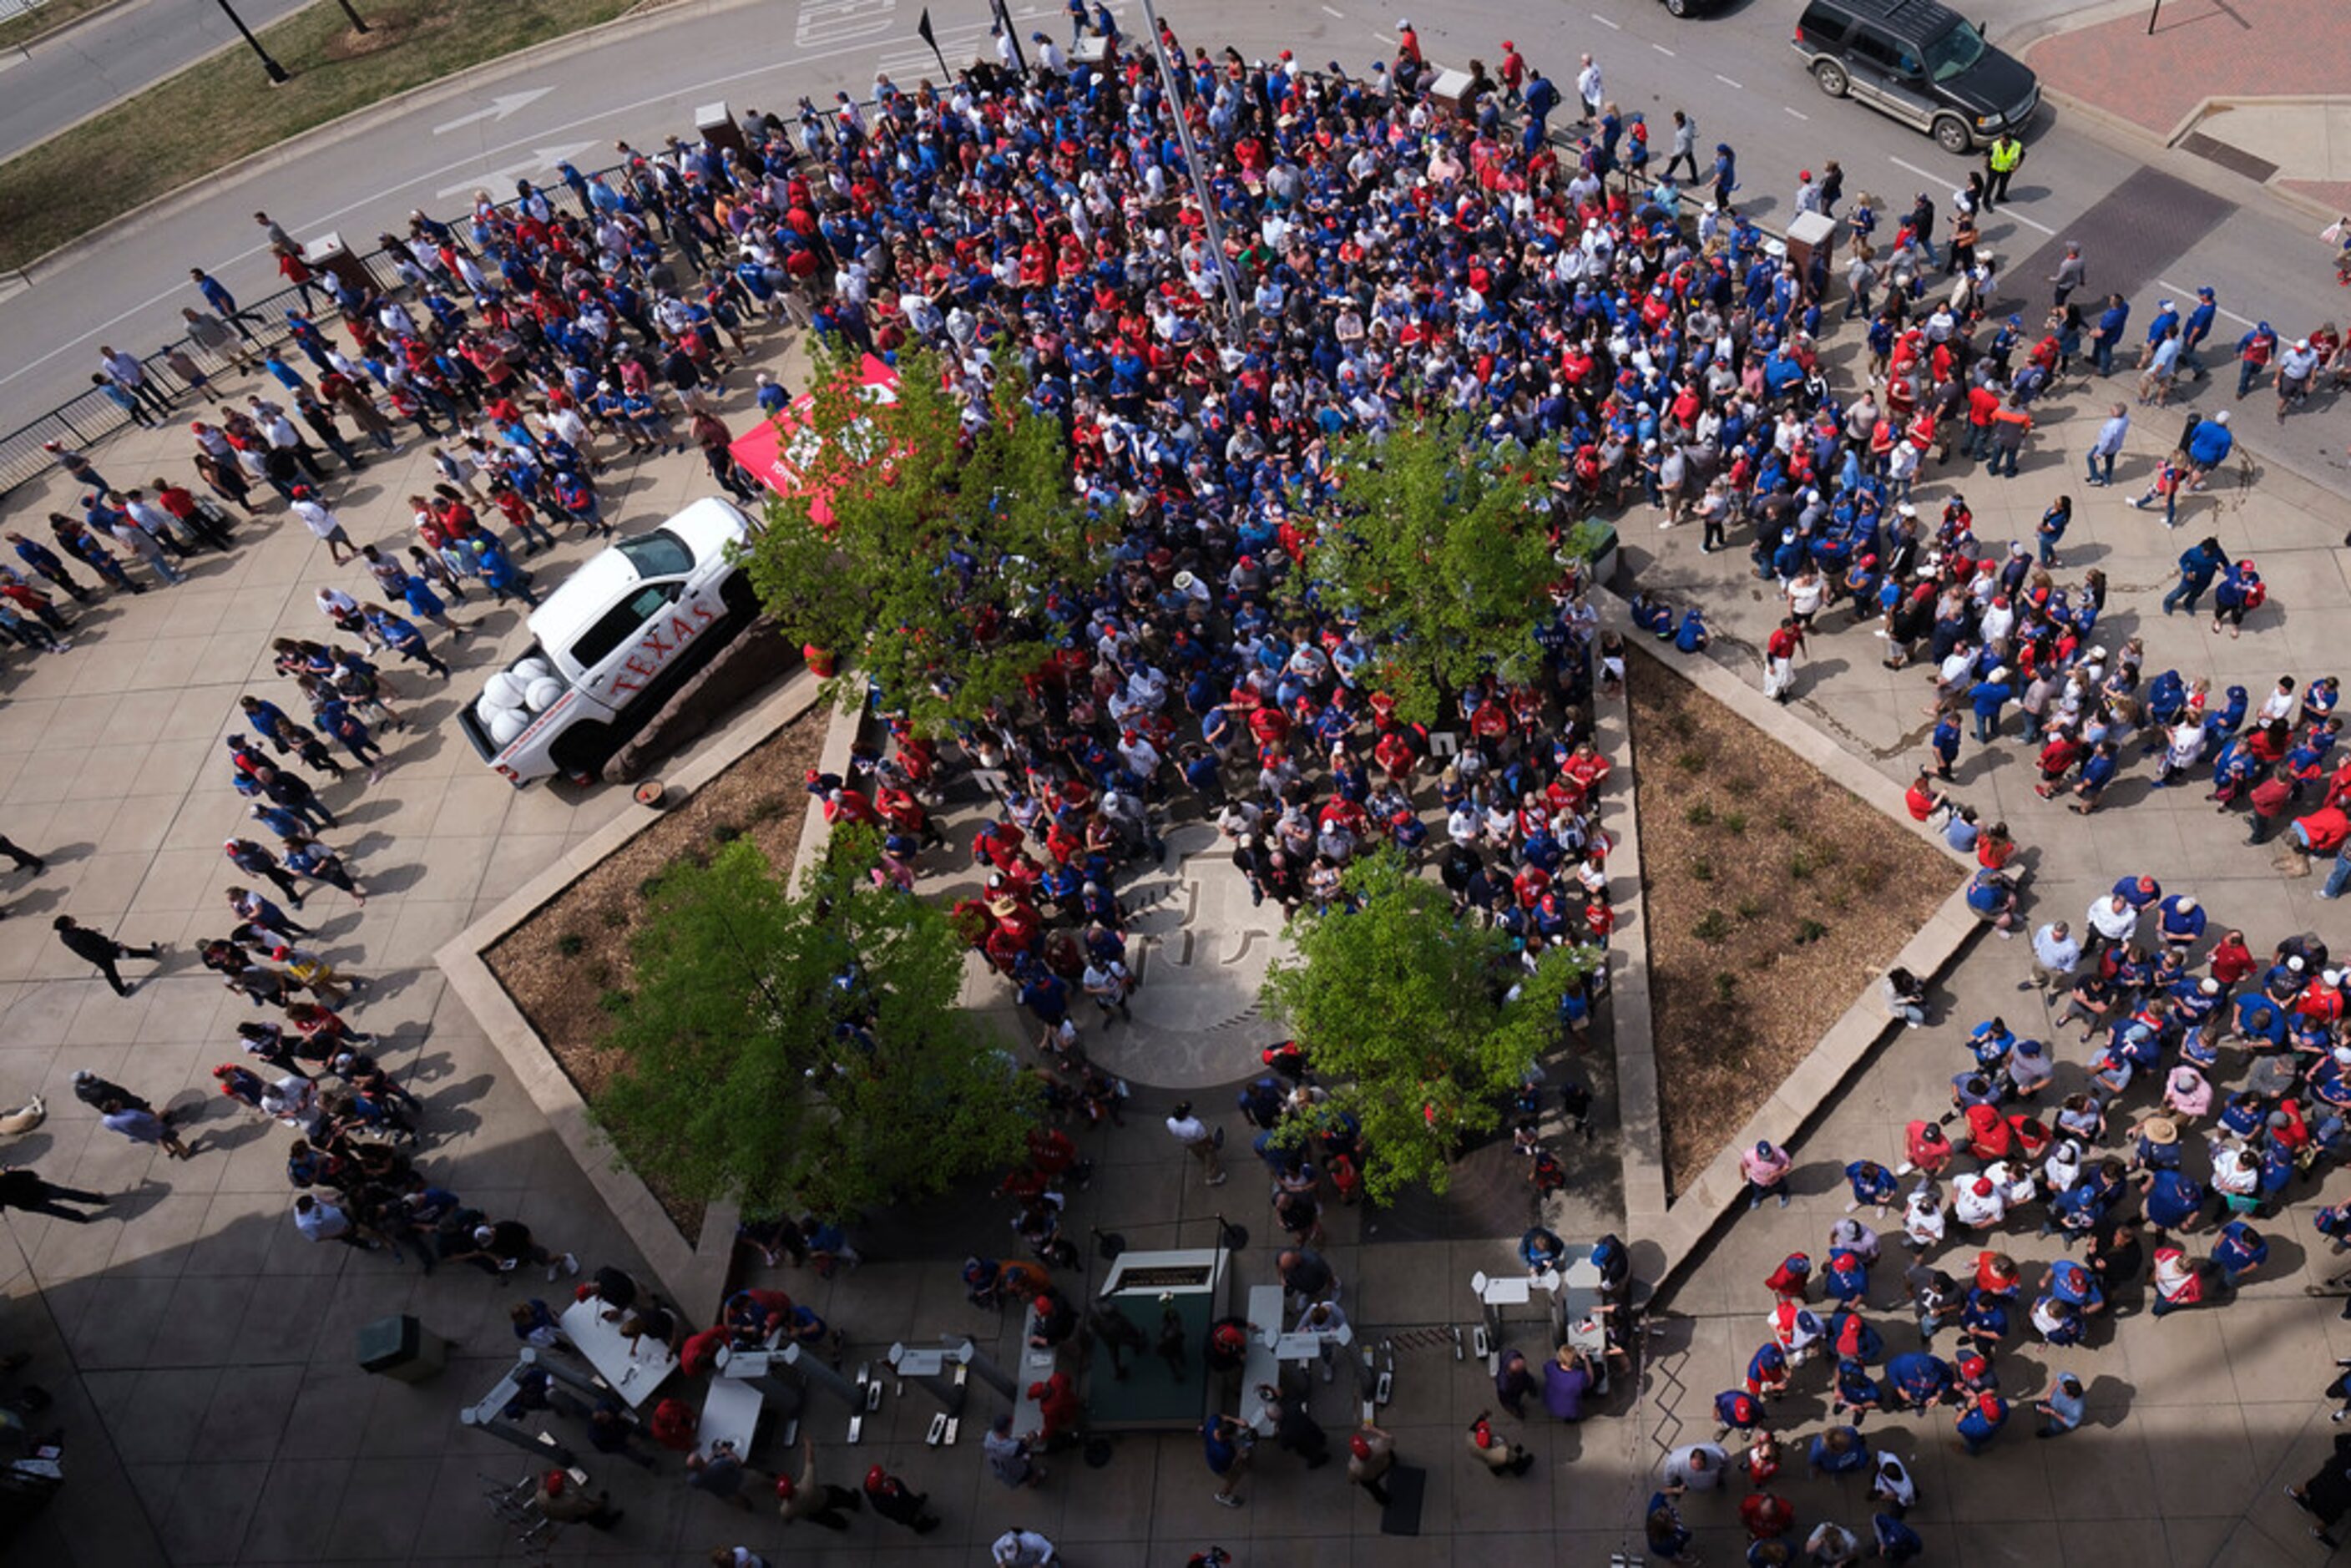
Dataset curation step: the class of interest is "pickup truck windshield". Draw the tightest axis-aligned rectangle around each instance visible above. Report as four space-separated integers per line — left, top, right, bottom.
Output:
1924 20 1987 82
614 529 695 579
570 584 682 670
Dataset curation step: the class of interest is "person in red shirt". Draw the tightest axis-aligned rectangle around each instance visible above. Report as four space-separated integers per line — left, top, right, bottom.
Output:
2208 929 2257 986
1764 1252 1812 1302
1029 1371 1081 1449
1763 617 1806 703
1905 766 1951 822
1741 1490 1796 1541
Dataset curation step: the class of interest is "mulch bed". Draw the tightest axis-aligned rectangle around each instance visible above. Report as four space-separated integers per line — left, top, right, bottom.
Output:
1625 646 1956 1198
483 706 829 1236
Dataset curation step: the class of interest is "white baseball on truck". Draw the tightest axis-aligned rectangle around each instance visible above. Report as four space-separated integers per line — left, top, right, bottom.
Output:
461 496 763 786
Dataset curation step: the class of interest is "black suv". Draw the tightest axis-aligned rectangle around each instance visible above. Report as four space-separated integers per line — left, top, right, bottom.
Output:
1791 0 2038 154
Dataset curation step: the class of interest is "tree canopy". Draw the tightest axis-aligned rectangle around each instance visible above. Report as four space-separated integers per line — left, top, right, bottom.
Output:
1260 849 1599 1203
590 825 1035 1219
741 343 1101 733
1302 411 1578 726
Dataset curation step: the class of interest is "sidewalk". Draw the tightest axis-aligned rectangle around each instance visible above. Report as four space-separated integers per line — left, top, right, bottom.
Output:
2024 0 2351 214
0 346 775 1563
1618 280 2351 1568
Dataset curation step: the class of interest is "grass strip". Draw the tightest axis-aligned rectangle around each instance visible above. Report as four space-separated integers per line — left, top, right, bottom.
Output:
0 0 638 270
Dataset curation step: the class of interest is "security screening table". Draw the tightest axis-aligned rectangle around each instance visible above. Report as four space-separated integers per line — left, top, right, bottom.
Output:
559 1298 677 1409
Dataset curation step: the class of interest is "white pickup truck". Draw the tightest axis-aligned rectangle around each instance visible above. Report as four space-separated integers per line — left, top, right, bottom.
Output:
461 497 762 787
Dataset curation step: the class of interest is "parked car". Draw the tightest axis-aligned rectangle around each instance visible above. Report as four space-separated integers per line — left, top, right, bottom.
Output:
460 497 761 787
1791 0 2038 154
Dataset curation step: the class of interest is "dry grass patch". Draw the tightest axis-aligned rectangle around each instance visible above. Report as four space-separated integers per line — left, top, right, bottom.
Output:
483 706 827 1233
1625 645 1956 1196
0 0 639 268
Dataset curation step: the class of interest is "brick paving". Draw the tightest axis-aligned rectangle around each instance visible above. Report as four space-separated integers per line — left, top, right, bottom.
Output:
2025 0 2351 212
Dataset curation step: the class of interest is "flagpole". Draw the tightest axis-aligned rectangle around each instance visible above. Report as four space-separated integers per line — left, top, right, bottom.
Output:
918 7 951 78
1133 0 1248 338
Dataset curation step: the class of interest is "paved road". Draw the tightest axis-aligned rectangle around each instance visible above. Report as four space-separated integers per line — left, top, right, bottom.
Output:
0 0 2338 483
0 0 316 160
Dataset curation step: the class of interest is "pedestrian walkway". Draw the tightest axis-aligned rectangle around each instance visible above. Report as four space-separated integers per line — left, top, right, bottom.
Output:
2025 0 2351 214
0 357 742 1563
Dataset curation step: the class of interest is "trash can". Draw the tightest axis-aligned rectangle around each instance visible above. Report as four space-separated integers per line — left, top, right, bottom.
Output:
357 1314 450 1383
1425 68 1474 120
301 233 376 300
1783 210 1838 286
696 101 744 156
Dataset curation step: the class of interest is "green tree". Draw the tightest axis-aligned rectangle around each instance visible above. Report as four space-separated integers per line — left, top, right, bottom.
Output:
1302 411 1576 726
742 343 1100 733
1260 850 1598 1203
589 826 1034 1219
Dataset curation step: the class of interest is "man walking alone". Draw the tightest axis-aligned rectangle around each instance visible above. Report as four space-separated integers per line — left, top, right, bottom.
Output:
53 915 165 996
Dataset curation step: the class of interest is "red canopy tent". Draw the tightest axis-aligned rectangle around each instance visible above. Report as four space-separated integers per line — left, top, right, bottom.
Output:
728 353 900 529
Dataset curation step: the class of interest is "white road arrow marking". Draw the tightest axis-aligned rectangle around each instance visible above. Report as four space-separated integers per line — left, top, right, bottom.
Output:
435 142 597 201
431 87 556 137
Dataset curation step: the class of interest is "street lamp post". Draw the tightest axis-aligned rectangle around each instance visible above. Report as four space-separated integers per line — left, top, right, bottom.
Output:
333 0 372 33
1133 0 1249 337
211 0 290 83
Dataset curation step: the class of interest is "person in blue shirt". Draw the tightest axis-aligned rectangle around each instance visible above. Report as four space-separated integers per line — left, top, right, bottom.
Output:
2161 536 2227 616
1843 1159 1898 1214
1967 667 2016 742
1673 607 1710 654
2155 893 2207 952
2178 286 2219 377
2210 1219 2268 1292
2140 1166 2204 1229
1807 1425 1870 1475
1519 1225 1566 1275
2185 409 2233 484
2069 741 2119 814
6 530 92 602
2091 293 2131 377
1954 1390 2008 1454
1884 1350 1953 1412
1965 867 2021 936
1833 1356 1886 1418
363 607 450 680
1929 708 1961 780
1872 1513 1925 1563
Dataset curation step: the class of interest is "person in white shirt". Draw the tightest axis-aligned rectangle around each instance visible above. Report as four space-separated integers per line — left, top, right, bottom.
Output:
292 1191 389 1253
990 1526 1059 1566
1903 1181 1946 1251
1870 1453 1917 1513
1165 1100 1226 1186
1295 1297 1350 1383
2084 893 2139 953
2029 920 2081 992
1661 1441 1727 1494
291 491 356 565
1952 1174 2006 1231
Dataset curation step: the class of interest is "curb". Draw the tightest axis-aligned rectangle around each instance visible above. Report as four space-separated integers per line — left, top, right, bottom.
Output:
435 665 827 1317
11 0 769 284
1589 608 1669 1230
1 0 138 54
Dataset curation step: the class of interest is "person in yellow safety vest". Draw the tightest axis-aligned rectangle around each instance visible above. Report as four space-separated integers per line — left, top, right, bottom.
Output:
1984 134 2025 210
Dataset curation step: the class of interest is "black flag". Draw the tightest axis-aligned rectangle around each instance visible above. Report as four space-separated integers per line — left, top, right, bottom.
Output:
917 7 950 78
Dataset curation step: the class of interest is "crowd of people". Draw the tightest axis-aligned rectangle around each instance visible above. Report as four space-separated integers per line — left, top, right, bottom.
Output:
1646 894 2351 1561
10 0 2351 1553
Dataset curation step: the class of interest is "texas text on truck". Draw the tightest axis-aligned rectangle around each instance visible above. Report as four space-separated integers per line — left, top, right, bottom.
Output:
461 496 761 787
